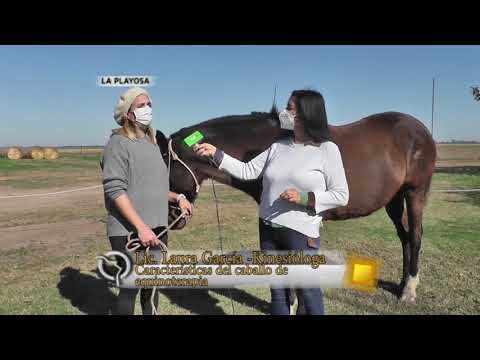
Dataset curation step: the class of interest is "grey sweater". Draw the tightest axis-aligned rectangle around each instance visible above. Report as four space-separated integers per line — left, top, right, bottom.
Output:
100 133 169 237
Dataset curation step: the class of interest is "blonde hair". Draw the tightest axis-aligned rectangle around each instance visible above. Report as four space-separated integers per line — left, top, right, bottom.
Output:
112 115 157 144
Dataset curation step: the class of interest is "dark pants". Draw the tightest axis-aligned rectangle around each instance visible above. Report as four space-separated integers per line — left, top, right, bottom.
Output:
108 227 167 315
259 219 324 315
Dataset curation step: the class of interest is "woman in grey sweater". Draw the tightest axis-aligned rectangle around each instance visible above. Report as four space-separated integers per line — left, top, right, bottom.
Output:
193 90 349 315
101 87 193 315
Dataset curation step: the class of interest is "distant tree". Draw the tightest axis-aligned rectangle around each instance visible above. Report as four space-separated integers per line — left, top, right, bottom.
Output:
472 86 480 101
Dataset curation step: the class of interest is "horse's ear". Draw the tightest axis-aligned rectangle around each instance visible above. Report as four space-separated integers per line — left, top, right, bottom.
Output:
270 104 279 117
271 84 278 114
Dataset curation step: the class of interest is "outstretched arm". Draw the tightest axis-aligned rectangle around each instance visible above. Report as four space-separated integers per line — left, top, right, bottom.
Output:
193 143 274 181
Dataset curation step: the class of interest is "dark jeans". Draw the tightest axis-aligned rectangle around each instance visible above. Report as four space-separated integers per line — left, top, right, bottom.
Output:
108 226 167 315
259 219 324 315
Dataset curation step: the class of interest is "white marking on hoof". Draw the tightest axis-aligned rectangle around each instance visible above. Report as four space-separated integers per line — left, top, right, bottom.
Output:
401 275 419 303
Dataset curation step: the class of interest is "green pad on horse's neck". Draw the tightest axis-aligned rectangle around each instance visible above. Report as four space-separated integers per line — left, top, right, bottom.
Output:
184 130 204 147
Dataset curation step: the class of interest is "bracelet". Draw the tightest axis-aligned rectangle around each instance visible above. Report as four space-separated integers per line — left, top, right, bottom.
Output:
299 192 309 206
176 193 187 203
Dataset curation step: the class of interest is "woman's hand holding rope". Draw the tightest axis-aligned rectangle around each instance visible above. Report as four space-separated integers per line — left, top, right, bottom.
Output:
137 224 161 248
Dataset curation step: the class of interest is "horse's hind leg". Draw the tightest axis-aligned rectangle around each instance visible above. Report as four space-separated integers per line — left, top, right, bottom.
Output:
401 188 426 303
385 192 410 292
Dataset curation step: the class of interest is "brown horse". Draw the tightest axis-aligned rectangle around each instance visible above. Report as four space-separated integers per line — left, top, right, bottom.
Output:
157 108 436 303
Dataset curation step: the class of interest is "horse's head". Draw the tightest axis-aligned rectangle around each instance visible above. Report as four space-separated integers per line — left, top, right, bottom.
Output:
156 130 191 231
157 107 287 230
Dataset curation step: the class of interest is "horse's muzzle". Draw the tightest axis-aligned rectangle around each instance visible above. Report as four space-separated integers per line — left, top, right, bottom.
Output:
168 206 187 230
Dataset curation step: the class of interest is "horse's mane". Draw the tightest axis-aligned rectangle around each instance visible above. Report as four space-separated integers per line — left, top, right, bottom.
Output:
171 106 279 139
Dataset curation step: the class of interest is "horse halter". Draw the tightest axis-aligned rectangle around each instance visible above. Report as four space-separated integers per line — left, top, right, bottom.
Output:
167 138 201 195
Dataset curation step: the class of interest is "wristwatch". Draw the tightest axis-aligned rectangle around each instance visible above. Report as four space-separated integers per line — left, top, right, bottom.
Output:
176 193 187 204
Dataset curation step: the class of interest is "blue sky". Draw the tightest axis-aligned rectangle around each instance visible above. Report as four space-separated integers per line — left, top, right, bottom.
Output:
0 45 478 146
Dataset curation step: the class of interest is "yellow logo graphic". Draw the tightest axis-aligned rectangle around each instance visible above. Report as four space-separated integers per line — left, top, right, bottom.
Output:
343 255 381 292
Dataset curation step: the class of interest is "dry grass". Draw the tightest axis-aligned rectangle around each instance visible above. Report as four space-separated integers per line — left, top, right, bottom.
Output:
57 147 103 155
436 144 480 160
436 144 480 167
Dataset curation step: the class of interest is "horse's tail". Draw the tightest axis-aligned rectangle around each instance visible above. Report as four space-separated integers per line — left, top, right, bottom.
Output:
423 173 433 206
422 134 437 207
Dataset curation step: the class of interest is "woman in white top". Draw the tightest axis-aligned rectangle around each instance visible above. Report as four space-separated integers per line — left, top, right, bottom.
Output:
193 90 349 315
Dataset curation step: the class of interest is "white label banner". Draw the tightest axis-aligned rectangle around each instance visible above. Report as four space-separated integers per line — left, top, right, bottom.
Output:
97 75 155 87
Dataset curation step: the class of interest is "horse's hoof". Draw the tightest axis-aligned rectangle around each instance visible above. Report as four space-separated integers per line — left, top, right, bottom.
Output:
400 292 417 304
400 275 419 304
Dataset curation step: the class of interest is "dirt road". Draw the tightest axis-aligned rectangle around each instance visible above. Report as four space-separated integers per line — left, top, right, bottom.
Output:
0 185 105 251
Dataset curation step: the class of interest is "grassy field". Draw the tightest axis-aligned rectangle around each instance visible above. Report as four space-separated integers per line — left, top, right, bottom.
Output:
0 153 101 189
0 152 479 315
0 143 478 189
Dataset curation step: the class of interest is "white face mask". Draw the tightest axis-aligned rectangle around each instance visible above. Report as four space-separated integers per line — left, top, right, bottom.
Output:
133 105 153 126
278 109 295 130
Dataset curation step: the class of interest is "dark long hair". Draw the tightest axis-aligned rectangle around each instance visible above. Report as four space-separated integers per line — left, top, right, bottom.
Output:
291 89 332 143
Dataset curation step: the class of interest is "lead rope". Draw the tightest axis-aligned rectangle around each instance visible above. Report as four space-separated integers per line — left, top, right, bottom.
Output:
150 139 173 315
122 139 234 315
125 209 187 315
124 141 188 316
211 178 235 315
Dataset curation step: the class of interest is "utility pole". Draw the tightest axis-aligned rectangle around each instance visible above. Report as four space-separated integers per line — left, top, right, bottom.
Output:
431 78 435 139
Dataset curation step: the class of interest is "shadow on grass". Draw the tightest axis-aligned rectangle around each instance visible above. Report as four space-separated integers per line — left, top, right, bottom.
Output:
160 289 226 315
377 279 403 299
56 267 270 315
57 267 115 315
327 280 407 315
160 288 269 315
210 288 270 314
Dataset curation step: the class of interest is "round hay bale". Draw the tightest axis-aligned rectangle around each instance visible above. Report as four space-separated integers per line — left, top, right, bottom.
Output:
7 147 23 160
43 147 59 160
29 147 45 160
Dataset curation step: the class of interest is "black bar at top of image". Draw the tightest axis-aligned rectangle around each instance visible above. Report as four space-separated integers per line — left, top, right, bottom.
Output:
4 1 480 44
2 14 480 45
